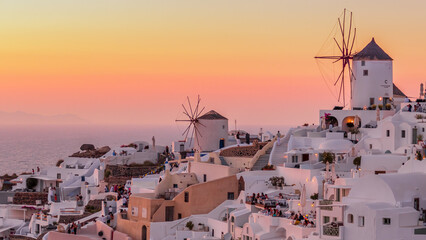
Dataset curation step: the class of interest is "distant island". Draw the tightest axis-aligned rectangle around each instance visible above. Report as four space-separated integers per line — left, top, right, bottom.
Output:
0 111 88 125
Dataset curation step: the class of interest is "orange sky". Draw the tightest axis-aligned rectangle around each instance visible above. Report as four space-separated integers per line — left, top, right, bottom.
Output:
1 0 426 126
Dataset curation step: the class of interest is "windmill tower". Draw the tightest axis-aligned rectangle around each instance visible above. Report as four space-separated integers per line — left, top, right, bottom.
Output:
315 9 357 108
176 96 228 152
351 38 393 109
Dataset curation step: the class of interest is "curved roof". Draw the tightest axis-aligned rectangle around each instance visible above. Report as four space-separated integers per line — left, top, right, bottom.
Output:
353 38 393 61
199 110 227 120
345 173 426 205
318 139 353 152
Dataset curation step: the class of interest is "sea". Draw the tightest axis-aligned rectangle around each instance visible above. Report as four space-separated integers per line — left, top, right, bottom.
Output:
0 124 290 175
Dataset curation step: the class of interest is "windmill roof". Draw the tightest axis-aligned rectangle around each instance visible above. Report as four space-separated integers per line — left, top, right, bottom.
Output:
393 84 407 97
199 110 227 120
353 38 393 61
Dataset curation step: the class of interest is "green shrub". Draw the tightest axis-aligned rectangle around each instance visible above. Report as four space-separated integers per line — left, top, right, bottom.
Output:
186 221 194 230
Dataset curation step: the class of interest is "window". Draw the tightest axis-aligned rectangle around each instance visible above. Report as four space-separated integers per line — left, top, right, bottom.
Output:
333 217 337 222
402 130 406 138
203 174 207 182
173 184 178 188
361 61 365 66
57 173 61 179
363 70 368 76
184 192 189 202
423 128 425 132
178 213 182 219
347 214 354 223
323 216 330 224
212 229 214 237
383 218 391 225
292 155 298 163
369 144 373 149
386 130 390 137
370 97 375 105
358 216 365 227
228 192 235 200
131 207 138 216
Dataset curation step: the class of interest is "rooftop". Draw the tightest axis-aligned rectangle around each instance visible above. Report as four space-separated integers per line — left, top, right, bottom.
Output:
199 110 227 120
353 38 393 61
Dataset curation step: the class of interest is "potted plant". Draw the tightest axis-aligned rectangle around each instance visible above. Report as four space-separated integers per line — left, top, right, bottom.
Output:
186 221 194 231
416 114 424 123
322 152 335 164
353 156 361 170
385 103 392 110
378 104 383 110
371 104 377 110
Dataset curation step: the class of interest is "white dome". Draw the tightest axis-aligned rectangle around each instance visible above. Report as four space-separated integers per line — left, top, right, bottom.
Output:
318 139 353 152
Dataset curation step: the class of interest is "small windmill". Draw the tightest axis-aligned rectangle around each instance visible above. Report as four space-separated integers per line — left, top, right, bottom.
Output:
315 9 357 107
175 95 205 150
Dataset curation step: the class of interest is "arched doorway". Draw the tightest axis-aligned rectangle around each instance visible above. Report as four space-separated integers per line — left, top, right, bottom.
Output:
142 225 147 240
326 116 339 128
238 176 245 193
342 116 361 132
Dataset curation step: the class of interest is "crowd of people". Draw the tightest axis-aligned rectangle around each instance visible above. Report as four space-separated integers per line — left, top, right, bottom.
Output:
105 184 130 207
66 221 82 235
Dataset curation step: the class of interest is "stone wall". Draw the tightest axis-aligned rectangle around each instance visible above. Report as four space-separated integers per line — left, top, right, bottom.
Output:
220 143 267 157
13 192 48 205
106 165 157 178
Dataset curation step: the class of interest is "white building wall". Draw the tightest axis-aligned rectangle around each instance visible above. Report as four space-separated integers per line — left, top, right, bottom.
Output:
196 119 228 152
351 60 393 109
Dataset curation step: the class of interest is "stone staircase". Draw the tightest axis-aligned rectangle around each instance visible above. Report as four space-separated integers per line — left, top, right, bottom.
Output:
251 148 272 171
269 128 295 166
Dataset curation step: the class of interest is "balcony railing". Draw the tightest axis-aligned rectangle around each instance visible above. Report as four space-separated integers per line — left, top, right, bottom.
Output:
319 200 333 211
323 225 339 236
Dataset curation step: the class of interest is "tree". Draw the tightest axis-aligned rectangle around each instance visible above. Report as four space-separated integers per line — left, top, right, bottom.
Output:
322 152 335 164
349 128 360 141
416 114 425 123
353 156 361 169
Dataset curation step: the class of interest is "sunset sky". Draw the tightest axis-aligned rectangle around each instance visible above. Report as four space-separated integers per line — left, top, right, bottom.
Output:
1 0 426 127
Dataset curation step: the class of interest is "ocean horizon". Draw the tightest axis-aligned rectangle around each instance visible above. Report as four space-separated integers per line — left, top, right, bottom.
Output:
0 123 292 175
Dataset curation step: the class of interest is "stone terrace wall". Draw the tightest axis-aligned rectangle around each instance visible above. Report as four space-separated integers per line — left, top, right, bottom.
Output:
13 192 48 205
220 143 267 157
106 165 157 178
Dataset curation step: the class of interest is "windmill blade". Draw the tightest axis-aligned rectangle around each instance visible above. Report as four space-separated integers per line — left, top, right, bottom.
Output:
334 68 345 86
338 75 344 102
349 28 357 55
196 120 206 128
342 9 346 51
332 58 342 64
182 104 192 120
347 62 356 79
338 18 346 54
187 96 194 119
182 122 192 138
194 124 203 138
193 95 201 119
346 12 353 50
314 56 341 59
188 124 196 149
333 38 343 54
195 106 206 119
194 126 202 149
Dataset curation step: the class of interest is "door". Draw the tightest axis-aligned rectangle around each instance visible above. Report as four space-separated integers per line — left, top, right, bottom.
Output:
142 225 147 240
414 198 420 211
165 206 174 221
219 138 225 148
302 154 309 162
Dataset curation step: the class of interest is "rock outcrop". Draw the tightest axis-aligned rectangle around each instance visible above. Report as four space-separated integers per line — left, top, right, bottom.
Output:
69 146 111 158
